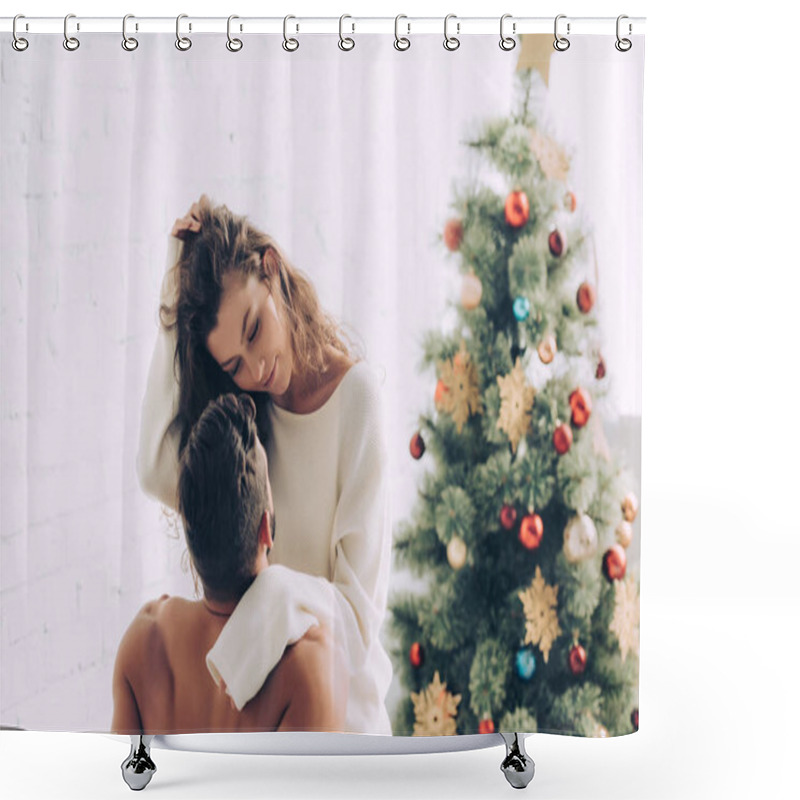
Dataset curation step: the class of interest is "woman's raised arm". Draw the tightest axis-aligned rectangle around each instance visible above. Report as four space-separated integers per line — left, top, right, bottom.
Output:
136 235 183 510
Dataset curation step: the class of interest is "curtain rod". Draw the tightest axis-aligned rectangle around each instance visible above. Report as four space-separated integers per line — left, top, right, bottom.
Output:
1 16 646 36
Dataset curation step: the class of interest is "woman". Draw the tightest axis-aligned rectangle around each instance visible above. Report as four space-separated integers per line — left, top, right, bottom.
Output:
137 196 393 735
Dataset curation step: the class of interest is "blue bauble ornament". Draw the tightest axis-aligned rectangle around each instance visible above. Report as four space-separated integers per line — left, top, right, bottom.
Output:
513 296 530 322
516 647 536 680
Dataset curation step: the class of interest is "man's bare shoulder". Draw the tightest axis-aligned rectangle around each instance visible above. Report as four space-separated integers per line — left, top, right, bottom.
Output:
140 593 171 617
280 625 348 730
283 625 344 679
118 594 175 670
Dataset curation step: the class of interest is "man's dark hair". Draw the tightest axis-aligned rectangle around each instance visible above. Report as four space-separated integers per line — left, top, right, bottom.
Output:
178 392 272 603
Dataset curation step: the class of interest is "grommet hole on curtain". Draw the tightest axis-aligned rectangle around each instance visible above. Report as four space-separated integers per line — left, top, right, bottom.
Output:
122 14 138 52
63 13 79 51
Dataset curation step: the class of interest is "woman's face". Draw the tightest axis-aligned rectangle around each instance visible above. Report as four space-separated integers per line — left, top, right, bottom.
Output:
206 270 292 397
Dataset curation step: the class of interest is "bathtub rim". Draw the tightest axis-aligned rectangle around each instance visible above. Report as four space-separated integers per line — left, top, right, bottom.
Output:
103 731 520 756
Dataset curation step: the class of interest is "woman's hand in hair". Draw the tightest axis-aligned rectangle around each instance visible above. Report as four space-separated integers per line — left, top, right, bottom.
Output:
171 195 209 240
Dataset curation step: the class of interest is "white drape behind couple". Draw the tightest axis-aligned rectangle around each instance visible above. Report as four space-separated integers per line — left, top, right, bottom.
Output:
0 33 642 729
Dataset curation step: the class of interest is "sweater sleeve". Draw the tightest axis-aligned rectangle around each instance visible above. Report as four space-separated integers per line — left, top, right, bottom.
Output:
135 236 183 511
206 366 393 716
327 367 393 672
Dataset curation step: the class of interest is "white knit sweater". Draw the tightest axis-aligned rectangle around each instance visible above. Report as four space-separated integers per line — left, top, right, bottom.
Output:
136 237 393 734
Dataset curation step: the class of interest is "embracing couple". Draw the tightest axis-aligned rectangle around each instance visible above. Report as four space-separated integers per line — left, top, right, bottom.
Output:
112 197 393 734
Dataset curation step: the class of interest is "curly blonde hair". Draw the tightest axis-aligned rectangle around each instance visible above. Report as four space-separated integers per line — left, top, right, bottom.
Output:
160 197 363 452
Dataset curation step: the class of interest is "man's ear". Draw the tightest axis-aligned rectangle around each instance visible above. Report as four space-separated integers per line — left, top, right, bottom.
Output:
258 510 273 551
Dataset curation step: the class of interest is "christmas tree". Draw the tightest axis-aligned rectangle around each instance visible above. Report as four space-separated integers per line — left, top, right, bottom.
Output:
389 70 640 738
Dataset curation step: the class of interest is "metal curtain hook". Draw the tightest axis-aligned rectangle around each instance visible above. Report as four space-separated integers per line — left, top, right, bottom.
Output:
12 14 29 51
122 14 139 51
283 15 299 52
500 14 516 51
553 14 570 52
176 14 192 51
615 15 632 51
339 14 355 51
443 13 460 51
394 14 410 51
63 13 80 51
227 15 243 52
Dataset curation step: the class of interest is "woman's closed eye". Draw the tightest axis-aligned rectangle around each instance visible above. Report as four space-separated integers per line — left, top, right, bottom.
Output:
228 320 260 377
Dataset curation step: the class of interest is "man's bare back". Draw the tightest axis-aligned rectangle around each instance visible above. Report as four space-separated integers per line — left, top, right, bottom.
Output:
112 595 347 734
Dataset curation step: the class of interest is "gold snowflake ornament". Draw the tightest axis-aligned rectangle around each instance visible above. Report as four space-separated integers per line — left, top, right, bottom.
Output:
610 574 640 662
496 359 536 454
438 341 483 434
518 565 562 664
529 128 571 182
411 671 462 736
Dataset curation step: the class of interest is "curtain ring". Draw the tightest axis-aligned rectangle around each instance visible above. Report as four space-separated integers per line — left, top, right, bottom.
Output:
394 14 410 51
122 14 138 51
12 15 29 52
176 14 192 51
339 14 355 51
63 13 80 51
283 15 299 52
553 14 570 52
443 14 460 51
226 15 243 52
615 15 632 52
499 14 516 51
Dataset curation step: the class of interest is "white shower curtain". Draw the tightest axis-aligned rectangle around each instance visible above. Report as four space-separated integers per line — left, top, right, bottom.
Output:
1 31 643 732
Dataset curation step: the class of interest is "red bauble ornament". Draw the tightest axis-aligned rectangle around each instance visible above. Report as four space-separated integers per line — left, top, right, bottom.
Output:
500 504 517 531
553 422 573 455
409 432 426 460
569 387 592 428
409 642 424 668
478 718 495 734
548 229 567 257
504 190 530 228
434 379 448 408
603 544 627 581
577 282 596 314
565 191 577 212
568 644 587 676
519 513 544 550
444 218 463 252
631 708 639 731
596 354 606 380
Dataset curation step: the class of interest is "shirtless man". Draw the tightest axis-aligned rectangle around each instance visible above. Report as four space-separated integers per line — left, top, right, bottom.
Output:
112 393 347 734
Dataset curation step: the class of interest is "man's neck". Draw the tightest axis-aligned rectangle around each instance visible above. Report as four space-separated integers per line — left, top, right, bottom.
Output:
202 599 235 617
202 557 269 617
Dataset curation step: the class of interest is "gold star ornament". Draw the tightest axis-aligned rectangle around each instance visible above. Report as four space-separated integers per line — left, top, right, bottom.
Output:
518 566 562 664
437 341 483 434
529 128 571 183
610 574 640 663
411 671 462 736
496 359 536 454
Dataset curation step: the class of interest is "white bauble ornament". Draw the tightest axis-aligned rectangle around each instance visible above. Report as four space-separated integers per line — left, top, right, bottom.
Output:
461 272 483 310
537 334 557 364
615 520 633 549
447 536 467 570
622 492 639 522
563 513 598 563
